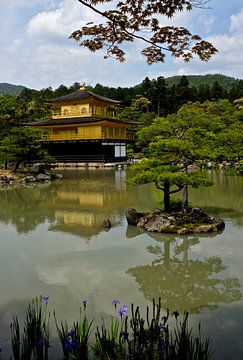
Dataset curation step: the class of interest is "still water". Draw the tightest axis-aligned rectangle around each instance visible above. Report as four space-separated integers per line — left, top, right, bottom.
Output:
0 169 242 359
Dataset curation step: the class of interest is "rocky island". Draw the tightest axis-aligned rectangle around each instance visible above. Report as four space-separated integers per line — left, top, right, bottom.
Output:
125 207 225 235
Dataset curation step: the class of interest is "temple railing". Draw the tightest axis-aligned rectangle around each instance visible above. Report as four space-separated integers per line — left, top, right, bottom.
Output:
41 133 135 142
52 110 115 119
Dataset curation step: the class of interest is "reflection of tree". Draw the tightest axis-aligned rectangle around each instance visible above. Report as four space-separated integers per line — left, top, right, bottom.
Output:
0 186 56 233
127 235 241 313
189 171 243 227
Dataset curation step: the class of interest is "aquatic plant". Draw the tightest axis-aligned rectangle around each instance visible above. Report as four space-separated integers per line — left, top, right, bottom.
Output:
6 297 211 359
10 296 50 360
55 298 93 360
93 300 128 359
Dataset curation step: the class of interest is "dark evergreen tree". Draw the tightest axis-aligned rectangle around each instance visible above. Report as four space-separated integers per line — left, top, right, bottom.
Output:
154 76 167 116
70 82 81 91
211 80 224 100
54 84 69 97
197 84 211 102
166 84 177 114
141 77 153 108
175 76 192 110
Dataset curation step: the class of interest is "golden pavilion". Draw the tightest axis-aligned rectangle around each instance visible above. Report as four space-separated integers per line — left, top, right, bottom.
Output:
27 87 138 163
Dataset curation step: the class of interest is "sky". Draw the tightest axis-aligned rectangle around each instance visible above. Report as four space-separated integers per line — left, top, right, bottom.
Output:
0 0 243 90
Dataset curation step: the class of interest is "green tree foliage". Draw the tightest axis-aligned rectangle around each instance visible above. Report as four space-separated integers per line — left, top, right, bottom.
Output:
129 100 243 211
174 75 193 111
0 127 53 172
117 96 152 122
0 95 28 140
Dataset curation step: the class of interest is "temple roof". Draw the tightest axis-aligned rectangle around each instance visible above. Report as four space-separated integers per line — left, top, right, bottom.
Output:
26 117 139 127
44 90 121 104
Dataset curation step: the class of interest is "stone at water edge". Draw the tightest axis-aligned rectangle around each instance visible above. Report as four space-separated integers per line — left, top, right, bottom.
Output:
139 213 176 232
125 208 145 226
36 173 51 181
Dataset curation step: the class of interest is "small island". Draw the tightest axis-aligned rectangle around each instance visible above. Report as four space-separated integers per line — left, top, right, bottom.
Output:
126 207 225 235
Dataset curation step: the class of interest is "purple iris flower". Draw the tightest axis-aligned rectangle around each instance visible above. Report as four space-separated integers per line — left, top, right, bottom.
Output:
64 338 72 353
36 338 46 347
68 330 74 338
172 311 179 319
42 296 49 303
82 299 87 308
112 299 120 308
116 303 128 319
120 330 129 341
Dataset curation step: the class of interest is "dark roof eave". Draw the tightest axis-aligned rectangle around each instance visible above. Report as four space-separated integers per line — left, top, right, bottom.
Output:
43 90 121 105
23 117 140 127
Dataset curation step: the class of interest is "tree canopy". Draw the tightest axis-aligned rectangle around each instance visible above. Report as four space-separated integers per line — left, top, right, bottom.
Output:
0 127 53 172
129 100 243 211
70 0 217 63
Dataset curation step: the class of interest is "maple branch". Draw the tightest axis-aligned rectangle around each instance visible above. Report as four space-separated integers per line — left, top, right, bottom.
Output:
77 0 170 52
71 0 217 63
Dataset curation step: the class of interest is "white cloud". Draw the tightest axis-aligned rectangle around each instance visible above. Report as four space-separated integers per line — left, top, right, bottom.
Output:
230 8 243 33
1 1 243 89
27 0 99 40
198 15 215 34
4 39 23 53
168 7 243 80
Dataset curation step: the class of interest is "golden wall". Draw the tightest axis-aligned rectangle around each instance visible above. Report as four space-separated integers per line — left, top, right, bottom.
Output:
52 103 114 118
41 125 131 141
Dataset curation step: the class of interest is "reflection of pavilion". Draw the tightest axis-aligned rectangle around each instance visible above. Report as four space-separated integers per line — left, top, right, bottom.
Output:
0 169 159 238
127 230 241 313
48 170 129 239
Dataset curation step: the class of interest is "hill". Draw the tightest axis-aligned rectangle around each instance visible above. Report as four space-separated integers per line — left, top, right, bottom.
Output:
0 83 26 96
165 74 240 89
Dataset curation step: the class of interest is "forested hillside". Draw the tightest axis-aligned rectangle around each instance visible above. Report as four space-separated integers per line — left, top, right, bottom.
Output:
165 74 240 89
0 83 26 96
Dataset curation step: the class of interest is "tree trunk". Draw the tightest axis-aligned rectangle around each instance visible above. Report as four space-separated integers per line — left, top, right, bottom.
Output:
4 159 8 170
183 164 189 212
157 100 160 117
13 161 21 173
163 180 171 212
183 185 189 212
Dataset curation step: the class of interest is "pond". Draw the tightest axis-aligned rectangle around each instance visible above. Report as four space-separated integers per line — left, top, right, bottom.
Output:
0 169 242 359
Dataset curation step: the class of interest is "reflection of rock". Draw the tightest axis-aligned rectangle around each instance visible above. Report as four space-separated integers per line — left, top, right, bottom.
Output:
102 219 112 229
126 225 146 238
24 175 36 183
126 207 225 234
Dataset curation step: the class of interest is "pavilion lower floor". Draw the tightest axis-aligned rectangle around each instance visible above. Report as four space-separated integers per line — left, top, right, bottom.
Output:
42 140 127 163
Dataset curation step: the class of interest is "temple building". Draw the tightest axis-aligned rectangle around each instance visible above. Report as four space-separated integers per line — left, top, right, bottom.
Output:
27 87 139 163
